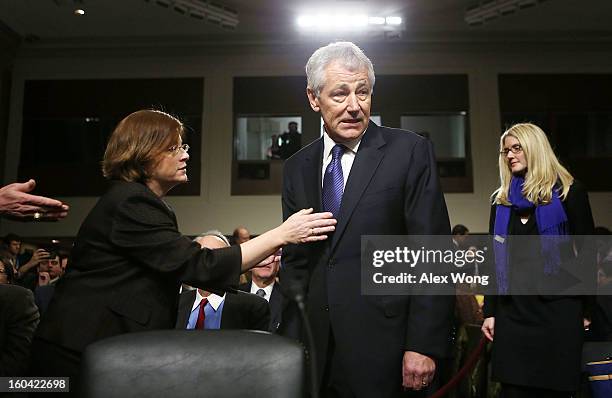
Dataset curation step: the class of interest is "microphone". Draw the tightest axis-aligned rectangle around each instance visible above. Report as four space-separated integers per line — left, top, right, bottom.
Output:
280 279 319 398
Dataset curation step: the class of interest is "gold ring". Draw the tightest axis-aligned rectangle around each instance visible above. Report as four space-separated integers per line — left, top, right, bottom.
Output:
33 212 42 220
422 381 428 386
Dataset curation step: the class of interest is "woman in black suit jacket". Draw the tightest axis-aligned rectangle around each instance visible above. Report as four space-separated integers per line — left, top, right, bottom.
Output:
482 123 595 398
31 110 335 388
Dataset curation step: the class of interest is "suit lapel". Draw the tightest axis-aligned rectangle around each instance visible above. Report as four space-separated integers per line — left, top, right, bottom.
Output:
331 122 386 252
269 285 283 331
176 289 196 329
302 139 324 212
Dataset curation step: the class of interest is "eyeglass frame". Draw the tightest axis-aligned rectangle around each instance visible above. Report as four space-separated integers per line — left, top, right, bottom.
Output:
168 143 190 155
499 144 523 156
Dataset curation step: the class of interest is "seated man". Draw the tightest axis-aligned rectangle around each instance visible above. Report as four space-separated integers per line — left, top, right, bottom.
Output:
240 252 299 337
176 231 270 331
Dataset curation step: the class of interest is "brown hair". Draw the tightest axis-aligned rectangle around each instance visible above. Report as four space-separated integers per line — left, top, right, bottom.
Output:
102 110 184 182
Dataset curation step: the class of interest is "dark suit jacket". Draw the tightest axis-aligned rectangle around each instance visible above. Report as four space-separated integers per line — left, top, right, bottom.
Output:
238 282 300 337
0 284 39 376
281 122 454 397
34 284 55 316
175 289 270 331
35 181 241 354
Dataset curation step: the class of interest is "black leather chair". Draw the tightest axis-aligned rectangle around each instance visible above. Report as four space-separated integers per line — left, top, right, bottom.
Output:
80 330 305 398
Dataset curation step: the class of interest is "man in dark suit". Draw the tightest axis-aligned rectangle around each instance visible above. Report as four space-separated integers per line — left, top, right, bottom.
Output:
176 231 269 331
175 288 269 331
281 42 454 397
239 254 299 337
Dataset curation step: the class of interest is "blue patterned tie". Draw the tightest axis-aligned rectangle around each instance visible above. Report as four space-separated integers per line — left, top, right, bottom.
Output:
322 144 345 218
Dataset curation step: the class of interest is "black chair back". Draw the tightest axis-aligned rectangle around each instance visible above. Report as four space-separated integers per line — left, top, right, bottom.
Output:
80 329 305 398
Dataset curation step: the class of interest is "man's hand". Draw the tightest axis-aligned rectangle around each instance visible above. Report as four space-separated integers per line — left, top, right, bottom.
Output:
402 351 436 390
0 179 69 220
18 249 51 275
38 271 51 286
482 317 495 341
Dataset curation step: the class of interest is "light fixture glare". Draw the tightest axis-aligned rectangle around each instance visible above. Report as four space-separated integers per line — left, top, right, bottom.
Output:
385 16 402 25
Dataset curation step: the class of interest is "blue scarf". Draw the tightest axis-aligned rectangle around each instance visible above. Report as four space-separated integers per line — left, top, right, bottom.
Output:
493 176 569 294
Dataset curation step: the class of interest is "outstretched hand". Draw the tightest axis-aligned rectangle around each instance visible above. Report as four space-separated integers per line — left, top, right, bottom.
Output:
0 179 69 221
281 208 336 244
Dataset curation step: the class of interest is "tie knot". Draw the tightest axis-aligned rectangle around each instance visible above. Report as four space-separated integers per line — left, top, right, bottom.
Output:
256 289 266 298
331 144 345 160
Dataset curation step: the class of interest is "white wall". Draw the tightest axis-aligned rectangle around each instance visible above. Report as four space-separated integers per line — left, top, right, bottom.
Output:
2 41 612 237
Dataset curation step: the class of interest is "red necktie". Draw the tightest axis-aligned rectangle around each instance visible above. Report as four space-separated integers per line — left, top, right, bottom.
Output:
195 298 208 330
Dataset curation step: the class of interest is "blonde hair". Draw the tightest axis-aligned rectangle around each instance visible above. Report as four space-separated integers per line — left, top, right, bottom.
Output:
493 123 574 205
102 110 184 182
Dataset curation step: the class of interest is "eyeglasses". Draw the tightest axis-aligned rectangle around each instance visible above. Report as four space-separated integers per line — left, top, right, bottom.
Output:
168 143 190 155
500 144 522 156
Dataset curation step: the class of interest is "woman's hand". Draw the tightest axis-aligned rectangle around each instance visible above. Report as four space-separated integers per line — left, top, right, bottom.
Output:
239 210 335 272
280 208 336 245
482 317 495 341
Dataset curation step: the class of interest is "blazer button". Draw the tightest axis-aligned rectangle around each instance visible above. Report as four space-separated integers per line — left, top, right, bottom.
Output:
324 305 329 312
328 259 335 269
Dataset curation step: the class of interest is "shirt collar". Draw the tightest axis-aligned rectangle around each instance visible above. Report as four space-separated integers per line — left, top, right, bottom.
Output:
192 290 226 312
322 128 364 161
250 281 275 300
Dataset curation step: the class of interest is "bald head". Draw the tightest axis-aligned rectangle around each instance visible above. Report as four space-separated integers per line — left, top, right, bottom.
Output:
194 230 230 250
233 227 250 244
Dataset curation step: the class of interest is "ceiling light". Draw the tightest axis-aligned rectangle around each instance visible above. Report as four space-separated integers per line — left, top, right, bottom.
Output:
368 17 386 25
385 17 402 25
296 14 404 32
74 9 85 15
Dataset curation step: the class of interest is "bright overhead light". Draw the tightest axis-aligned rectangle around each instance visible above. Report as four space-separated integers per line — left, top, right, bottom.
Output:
297 16 314 27
385 16 402 25
74 9 85 15
296 13 404 32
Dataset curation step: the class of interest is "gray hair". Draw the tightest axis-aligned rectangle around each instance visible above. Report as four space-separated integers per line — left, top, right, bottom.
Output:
194 230 231 247
305 41 375 98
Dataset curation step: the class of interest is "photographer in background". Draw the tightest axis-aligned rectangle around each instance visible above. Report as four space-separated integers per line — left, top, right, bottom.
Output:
34 252 64 315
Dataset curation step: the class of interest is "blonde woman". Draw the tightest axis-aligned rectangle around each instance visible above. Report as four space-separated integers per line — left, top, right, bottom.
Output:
482 123 594 398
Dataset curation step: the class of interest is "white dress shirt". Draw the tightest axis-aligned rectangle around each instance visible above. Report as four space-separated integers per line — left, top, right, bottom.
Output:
191 290 225 312
249 281 274 302
321 130 363 190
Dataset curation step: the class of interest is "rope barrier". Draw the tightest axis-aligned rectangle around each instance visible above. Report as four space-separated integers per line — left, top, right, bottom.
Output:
428 336 488 398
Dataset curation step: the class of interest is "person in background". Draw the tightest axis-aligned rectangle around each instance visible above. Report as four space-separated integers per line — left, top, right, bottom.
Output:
240 251 299 336
482 123 594 398
176 231 270 331
233 226 251 245
278 121 302 160
451 224 470 249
